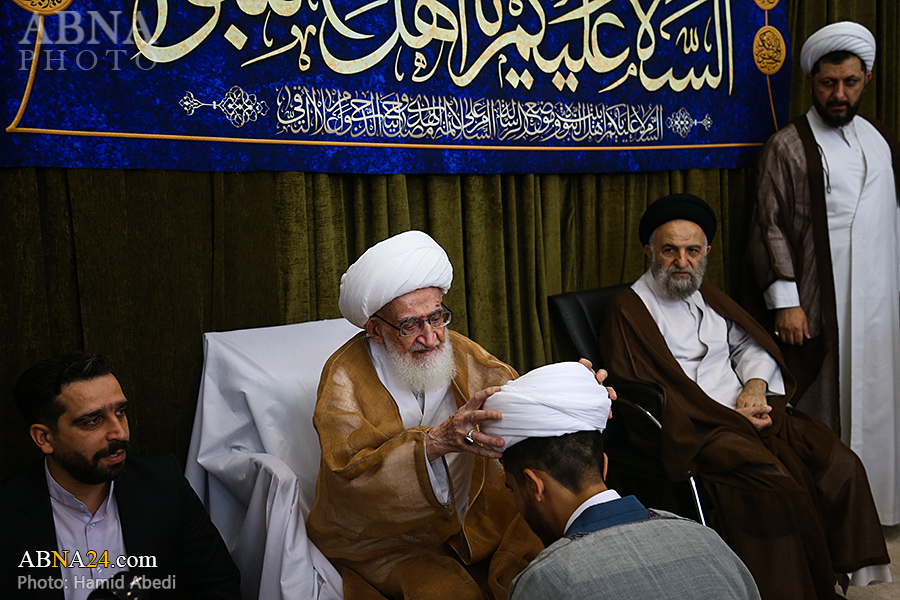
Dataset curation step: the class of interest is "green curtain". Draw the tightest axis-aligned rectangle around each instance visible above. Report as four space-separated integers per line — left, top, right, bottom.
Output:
2 0 898 478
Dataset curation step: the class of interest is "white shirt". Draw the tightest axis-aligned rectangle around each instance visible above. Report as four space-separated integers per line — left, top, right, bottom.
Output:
367 338 472 519
633 271 784 408
45 461 127 600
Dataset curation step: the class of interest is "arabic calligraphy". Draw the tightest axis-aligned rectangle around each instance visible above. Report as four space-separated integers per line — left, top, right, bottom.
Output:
274 84 664 143
752 25 784 75
133 0 734 95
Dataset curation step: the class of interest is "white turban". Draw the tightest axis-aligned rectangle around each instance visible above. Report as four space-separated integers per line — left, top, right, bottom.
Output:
339 230 453 328
800 21 875 74
482 362 611 450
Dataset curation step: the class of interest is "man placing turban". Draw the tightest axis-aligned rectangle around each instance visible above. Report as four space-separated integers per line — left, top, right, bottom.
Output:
745 21 900 527
306 230 542 600
483 362 761 600
605 194 890 600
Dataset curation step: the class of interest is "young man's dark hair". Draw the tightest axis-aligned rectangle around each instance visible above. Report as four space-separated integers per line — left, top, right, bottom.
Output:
501 430 605 492
13 351 113 428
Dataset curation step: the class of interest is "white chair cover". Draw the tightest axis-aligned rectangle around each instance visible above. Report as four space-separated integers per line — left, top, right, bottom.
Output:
186 318 361 600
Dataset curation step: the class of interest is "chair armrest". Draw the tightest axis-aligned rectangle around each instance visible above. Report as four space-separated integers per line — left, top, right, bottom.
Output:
610 381 665 428
198 451 343 600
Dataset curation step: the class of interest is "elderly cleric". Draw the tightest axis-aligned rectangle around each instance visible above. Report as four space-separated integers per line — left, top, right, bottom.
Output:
306 230 542 600
605 193 890 599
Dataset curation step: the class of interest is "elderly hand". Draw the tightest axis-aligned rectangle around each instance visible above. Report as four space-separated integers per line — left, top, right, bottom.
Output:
736 379 767 409
774 307 810 346
736 379 771 430
578 358 618 401
425 386 506 462
735 404 773 430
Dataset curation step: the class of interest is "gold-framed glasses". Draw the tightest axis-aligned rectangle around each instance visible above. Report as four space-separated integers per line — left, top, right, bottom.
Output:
374 305 452 337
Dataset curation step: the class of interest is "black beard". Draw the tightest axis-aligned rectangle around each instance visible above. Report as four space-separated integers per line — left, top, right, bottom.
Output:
521 499 557 547
54 439 129 485
812 94 861 128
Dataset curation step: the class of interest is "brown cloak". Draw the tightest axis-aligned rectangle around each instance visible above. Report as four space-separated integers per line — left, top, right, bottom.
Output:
601 282 888 600
744 114 900 432
307 330 542 600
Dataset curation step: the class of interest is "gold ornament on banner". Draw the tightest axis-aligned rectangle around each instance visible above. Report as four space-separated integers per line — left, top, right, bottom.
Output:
753 26 786 75
754 0 779 10
11 0 74 15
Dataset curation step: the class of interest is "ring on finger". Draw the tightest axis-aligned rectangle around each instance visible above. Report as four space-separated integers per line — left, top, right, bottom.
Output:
465 428 477 445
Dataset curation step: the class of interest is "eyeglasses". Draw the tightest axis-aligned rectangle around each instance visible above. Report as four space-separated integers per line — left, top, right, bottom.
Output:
374 305 453 337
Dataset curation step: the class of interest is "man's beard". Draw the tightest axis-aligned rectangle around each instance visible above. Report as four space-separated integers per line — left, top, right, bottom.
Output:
384 334 457 395
54 439 129 485
521 496 557 547
650 254 707 300
812 92 862 128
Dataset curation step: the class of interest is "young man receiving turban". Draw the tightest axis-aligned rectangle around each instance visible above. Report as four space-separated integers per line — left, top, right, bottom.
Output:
604 194 890 600
306 230 543 600
483 362 761 600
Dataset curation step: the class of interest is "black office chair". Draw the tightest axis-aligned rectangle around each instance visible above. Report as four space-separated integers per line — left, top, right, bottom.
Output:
548 284 709 525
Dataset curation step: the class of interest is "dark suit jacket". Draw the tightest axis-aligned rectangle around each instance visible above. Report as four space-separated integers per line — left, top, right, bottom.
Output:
1 455 241 600
564 495 650 537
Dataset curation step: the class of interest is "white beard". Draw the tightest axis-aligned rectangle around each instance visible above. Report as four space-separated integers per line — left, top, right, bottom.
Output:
384 334 457 394
650 254 707 300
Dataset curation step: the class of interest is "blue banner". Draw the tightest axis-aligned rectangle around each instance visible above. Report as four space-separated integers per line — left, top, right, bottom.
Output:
0 1 791 173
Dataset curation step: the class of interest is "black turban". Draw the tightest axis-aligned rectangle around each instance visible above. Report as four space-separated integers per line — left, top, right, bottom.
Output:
638 193 717 246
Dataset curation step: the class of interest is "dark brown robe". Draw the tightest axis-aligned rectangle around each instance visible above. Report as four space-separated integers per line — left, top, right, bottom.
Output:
744 114 900 432
601 282 888 600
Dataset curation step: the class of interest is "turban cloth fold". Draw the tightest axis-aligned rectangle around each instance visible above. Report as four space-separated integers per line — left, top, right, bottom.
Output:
339 230 453 328
639 193 717 246
801 21 876 75
482 362 611 450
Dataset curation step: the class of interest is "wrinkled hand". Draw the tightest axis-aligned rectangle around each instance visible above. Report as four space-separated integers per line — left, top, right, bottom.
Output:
425 386 505 462
736 379 767 410
774 307 810 346
578 358 618 401
735 405 772 430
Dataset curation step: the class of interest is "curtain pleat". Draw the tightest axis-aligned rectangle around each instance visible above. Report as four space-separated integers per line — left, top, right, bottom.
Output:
2 0 897 475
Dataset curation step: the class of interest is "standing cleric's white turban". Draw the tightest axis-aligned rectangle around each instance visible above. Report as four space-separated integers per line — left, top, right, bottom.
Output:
482 362 611 450
801 21 876 75
339 230 453 328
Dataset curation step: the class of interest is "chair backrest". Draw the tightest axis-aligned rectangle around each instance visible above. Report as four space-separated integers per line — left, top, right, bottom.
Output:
548 283 641 450
546 285 708 525
547 283 632 366
186 318 359 600
187 318 362 517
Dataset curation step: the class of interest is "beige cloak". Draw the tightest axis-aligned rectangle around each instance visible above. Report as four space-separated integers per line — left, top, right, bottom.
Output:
307 330 542 600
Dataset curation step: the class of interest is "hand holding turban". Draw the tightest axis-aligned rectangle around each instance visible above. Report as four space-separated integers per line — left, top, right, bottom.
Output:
801 21 876 75
339 230 453 328
481 362 611 450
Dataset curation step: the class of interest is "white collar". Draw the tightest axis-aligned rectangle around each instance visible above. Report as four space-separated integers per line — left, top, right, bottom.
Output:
44 458 114 519
564 488 621 533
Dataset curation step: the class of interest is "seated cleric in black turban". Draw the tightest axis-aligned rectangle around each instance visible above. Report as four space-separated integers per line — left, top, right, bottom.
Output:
638 193 718 245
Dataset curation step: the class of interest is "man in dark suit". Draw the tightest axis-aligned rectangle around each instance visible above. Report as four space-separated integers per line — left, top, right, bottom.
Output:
2 351 241 600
